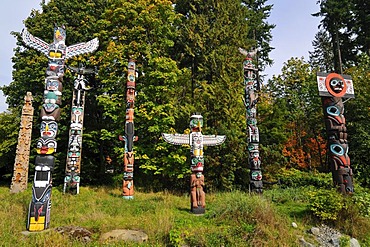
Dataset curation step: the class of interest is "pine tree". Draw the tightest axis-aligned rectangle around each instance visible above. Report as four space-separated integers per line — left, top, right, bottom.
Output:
309 29 335 72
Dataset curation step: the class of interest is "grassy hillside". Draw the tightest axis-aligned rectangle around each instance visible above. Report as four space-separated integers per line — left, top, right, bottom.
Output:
1 185 370 246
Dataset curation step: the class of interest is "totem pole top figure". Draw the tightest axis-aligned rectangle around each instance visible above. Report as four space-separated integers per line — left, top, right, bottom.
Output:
162 114 226 147
317 72 355 98
22 25 99 60
190 114 203 132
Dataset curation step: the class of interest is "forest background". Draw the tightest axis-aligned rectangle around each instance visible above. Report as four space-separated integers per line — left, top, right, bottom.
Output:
0 0 369 193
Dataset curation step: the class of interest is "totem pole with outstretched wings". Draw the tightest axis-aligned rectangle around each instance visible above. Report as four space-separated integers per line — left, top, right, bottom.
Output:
162 114 226 214
22 25 98 231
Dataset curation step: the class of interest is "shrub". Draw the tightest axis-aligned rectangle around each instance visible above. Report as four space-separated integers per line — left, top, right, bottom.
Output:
276 168 333 189
308 188 346 221
353 188 370 217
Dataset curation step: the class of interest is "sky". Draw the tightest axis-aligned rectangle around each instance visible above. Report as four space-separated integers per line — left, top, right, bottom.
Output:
0 0 321 113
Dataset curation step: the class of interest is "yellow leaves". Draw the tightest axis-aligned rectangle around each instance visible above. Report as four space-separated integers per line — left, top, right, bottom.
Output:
136 153 150 160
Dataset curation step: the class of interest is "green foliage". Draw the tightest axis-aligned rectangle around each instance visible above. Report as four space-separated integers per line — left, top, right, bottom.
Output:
345 54 370 187
353 187 370 217
275 168 333 189
0 109 22 179
308 188 346 221
2 185 370 245
261 58 326 171
0 186 299 246
340 235 350 247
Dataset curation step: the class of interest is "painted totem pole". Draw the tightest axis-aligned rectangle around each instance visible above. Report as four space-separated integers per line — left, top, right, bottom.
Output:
10 92 34 193
162 114 226 214
238 48 263 193
317 72 355 193
63 65 95 194
119 59 138 199
22 26 98 231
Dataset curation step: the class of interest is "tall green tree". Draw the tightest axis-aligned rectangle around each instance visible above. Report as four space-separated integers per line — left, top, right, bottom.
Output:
309 29 335 72
345 54 370 186
0 109 23 182
91 0 192 189
2 0 275 191
242 0 275 70
173 0 274 190
313 0 356 72
2 0 108 184
262 58 325 172
313 0 370 72
351 0 370 56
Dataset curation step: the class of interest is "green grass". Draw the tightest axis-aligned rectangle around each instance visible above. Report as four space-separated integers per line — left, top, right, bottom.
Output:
1 185 370 246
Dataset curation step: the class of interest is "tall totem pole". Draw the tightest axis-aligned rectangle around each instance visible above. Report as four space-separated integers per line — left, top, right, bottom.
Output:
22 25 98 231
239 48 263 193
63 65 95 194
10 92 34 193
317 72 355 193
162 114 226 214
119 59 138 199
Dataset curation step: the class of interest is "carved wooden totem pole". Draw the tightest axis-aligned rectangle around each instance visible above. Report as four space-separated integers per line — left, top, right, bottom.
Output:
119 59 138 199
63 65 95 194
10 92 34 193
239 48 263 193
22 25 98 231
162 114 226 214
317 72 355 193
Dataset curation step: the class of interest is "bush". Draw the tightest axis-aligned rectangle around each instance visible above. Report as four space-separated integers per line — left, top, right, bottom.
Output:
353 188 370 217
308 188 346 221
276 168 333 189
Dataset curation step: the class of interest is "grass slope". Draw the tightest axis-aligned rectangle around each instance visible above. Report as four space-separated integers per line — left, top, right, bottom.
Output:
1 185 369 246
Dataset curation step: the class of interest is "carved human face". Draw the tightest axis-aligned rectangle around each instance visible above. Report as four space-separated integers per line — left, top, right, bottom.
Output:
190 114 203 131
329 77 344 93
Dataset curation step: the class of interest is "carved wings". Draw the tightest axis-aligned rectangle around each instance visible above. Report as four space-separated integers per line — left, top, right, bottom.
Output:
22 29 49 56
162 133 226 146
238 47 257 58
22 28 99 59
66 38 99 59
203 135 226 146
162 133 190 145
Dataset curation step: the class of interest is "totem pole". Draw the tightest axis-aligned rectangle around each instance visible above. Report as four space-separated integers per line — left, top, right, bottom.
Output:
119 59 138 199
162 114 226 214
22 25 98 231
63 65 95 194
317 72 355 193
10 92 34 193
238 48 263 193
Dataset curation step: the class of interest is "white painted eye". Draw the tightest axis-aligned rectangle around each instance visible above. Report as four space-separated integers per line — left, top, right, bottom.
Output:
47 142 55 148
327 106 340 116
330 144 344 156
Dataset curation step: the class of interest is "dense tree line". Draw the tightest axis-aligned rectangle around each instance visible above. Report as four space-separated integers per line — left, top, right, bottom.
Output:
0 0 369 191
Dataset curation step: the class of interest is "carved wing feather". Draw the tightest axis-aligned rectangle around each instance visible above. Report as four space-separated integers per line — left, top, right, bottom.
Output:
203 135 226 146
162 133 190 145
66 38 99 59
22 29 49 56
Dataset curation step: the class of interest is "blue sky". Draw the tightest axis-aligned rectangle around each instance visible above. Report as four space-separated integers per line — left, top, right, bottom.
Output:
0 0 321 112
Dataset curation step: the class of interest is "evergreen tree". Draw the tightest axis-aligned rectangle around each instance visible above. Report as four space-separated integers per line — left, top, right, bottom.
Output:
313 0 356 72
242 0 275 70
345 54 370 186
2 0 275 191
174 0 274 190
309 29 335 72
262 58 325 172
351 0 370 55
